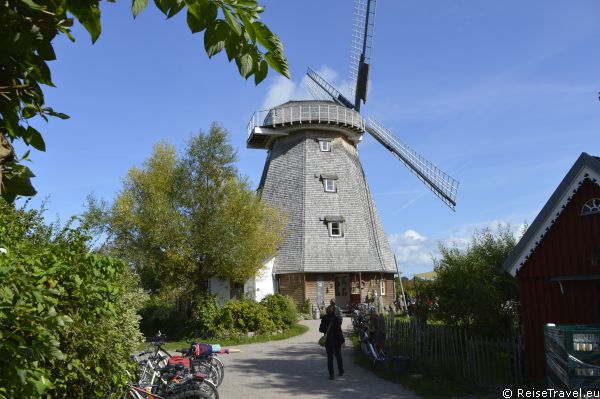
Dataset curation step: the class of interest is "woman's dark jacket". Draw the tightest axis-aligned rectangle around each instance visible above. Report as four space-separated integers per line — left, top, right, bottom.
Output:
319 314 345 346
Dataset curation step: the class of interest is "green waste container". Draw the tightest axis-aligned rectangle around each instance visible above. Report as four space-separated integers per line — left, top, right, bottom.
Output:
544 324 600 390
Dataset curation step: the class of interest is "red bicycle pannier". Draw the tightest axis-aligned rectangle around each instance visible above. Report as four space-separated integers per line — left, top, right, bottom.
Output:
168 356 190 369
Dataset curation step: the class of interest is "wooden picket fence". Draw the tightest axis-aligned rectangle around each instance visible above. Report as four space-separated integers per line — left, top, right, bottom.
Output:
376 316 524 388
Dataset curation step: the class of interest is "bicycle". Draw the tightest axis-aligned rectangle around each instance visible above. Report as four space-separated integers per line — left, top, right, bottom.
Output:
352 304 386 364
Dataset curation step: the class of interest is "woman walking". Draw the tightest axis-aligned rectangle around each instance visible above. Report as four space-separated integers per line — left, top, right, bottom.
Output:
319 304 345 379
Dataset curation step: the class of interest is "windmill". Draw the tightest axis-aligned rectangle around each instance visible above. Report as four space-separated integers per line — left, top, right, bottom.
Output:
246 0 458 310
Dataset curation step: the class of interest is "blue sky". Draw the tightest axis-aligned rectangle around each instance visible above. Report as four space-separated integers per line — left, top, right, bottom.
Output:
19 0 600 277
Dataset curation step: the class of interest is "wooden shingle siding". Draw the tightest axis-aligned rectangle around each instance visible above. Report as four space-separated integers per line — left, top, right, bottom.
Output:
304 273 336 307
259 109 396 275
304 274 318 306
277 273 305 308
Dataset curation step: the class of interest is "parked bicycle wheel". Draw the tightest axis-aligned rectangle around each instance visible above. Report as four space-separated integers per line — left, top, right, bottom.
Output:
194 379 219 399
210 356 224 387
166 384 211 399
192 360 220 387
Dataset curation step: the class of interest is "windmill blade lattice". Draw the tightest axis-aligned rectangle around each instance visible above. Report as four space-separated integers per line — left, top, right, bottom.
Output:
366 116 459 210
350 0 377 110
305 78 336 103
306 67 354 108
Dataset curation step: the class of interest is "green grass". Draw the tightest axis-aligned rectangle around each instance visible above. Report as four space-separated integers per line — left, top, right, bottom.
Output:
146 323 309 351
349 334 483 399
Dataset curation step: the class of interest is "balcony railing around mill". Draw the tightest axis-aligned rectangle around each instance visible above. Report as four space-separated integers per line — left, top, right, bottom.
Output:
247 102 365 149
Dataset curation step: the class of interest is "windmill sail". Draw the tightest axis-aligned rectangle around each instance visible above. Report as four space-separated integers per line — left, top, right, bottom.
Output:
350 0 377 111
366 117 458 210
306 67 354 109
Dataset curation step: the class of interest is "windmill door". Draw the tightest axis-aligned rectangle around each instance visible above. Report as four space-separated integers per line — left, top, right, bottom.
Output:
334 274 349 308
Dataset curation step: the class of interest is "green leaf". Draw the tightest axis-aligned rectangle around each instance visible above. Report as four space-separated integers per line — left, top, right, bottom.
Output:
235 0 259 7
37 42 57 61
204 19 232 58
68 2 102 43
252 21 277 53
153 0 172 14
238 12 256 43
16 368 26 384
2 164 37 203
49 346 64 361
22 0 44 11
222 7 242 36
154 0 184 18
132 0 149 18
186 0 218 33
21 104 38 119
29 57 53 87
166 2 185 18
22 127 46 151
264 51 290 79
235 52 253 79
43 107 70 120
224 35 241 62
254 59 268 85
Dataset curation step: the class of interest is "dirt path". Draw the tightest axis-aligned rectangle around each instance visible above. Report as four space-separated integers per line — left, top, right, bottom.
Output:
216 318 421 399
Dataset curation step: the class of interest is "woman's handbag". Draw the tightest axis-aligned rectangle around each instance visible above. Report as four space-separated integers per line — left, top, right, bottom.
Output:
318 322 332 346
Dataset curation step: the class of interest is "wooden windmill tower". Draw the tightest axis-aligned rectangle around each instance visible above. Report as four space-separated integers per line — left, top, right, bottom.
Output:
247 0 459 310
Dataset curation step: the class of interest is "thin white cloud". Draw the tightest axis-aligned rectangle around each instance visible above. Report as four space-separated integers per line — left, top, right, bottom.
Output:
388 219 528 277
261 65 348 109
262 76 297 109
404 229 426 242
388 229 437 277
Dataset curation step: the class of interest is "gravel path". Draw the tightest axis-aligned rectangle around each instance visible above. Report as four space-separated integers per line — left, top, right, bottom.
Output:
216 318 421 399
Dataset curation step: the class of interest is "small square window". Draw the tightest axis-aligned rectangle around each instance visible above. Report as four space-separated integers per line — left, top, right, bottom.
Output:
319 140 330 152
324 179 336 192
328 221 343 237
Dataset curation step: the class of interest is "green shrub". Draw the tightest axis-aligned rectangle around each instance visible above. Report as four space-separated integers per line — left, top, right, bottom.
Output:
188 291 220 338
216 298 276 334
301 298 311 314
260 293 298 329
0 201 145 398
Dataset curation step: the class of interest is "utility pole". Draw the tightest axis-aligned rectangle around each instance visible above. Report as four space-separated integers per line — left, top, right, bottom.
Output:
394 255 408 313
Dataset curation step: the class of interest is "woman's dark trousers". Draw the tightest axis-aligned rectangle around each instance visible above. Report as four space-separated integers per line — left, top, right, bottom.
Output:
326 345 343 377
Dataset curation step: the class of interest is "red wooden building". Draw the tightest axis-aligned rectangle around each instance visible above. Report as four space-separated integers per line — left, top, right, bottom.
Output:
502 153 600 380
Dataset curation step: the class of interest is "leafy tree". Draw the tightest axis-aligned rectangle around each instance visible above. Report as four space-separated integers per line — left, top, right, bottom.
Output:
430 225 520 336
0 0 289 203
0 200 146 398
86 123 284 299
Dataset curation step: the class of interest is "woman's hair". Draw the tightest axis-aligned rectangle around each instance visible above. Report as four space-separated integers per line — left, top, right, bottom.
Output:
326 305 335 315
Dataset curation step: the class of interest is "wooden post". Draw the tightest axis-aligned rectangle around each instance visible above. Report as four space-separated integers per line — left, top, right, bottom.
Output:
358 271 362 303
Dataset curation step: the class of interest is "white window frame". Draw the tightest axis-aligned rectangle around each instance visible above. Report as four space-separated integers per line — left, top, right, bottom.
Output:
582 198 600 216
380 279 386 296
319 140 331 152
324 178 336 193
328 221 343 237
